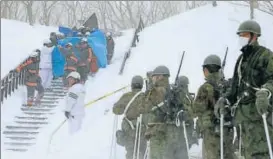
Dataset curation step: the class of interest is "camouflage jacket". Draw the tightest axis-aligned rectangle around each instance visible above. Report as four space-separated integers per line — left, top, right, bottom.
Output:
227 42 273 105
140 77 170 137
193 72 221 131
112 88 145 136
227 42 273 122
177 88 194 120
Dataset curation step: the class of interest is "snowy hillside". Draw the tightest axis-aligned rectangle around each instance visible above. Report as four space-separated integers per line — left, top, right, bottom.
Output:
2 1 273 159
1 19 58 78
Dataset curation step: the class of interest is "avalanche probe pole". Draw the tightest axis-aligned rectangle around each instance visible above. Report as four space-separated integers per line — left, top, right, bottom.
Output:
262 113 273 159
220 113 224 159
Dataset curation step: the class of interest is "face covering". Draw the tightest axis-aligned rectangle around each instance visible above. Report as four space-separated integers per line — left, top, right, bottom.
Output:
238 37 249 48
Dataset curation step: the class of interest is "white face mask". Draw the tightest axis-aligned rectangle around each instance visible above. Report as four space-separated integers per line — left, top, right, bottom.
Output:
238 37 249 48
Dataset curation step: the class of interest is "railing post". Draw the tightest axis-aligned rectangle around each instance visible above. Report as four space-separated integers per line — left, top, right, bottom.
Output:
8 73 12 96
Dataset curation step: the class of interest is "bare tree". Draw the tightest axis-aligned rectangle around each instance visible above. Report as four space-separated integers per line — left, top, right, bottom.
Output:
21 1 35 25
39 1 58 26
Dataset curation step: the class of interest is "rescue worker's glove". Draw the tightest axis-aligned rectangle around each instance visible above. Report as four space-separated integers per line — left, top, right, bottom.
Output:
255 88 271 115
64 111 73 119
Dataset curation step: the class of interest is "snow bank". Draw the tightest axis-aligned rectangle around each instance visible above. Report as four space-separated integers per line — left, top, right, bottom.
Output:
1 19 57 78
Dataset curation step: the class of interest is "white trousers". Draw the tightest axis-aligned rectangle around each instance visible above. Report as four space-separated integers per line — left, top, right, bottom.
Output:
40 68 53 89
68 116 83 135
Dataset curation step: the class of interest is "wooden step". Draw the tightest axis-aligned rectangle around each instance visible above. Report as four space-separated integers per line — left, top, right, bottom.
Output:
23 112 54 116
21 107 53 112
6 126 40 130
5 148 28 152
4 142 35 146
15 116 48 120
5 136 36 141
15 121 48 125
3 131 39 135
42 97 60 100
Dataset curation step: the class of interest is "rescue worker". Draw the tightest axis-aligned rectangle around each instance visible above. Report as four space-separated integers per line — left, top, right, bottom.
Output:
49 32 58 46
13 49 44 106
113 75 146 159
217 20 273 159
76 38 92 83
106 32 115 65
58 43 78 87
40 39 54 89
64 71 86 134
193 55 235 159
176 75 198 149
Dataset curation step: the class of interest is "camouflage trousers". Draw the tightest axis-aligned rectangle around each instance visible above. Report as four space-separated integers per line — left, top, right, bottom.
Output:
149 125 188 159
202 127 236 159
240 120 273 159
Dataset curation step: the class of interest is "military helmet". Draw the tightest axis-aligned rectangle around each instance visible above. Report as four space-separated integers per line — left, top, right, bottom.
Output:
152 65 170 77
237 20 261 37
203 54 221 67
178 76 189 86
131 75 143 89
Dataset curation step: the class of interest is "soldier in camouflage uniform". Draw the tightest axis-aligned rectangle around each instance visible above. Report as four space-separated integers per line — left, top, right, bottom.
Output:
113 75 146 159
220 20 273 159
138 66 188 159
176 76 198 149
14 49 44 106
193 55 235 159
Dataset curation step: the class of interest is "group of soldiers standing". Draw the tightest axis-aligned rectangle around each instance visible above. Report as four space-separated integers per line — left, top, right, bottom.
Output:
113 20 273 159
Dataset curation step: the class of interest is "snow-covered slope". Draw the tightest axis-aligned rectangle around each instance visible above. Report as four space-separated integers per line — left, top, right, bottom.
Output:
2 2 273 159
45 2 273 159
1 19 57 78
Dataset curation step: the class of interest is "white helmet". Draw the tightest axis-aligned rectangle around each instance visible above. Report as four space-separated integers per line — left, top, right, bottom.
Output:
43 39 51 44
85 32 91 36
106 32 111 37
66 71 81 80
30 50 40 57
81 37 88 42
66 42 73 47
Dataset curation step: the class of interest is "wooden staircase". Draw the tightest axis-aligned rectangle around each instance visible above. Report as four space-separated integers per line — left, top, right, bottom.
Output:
2 79 66 152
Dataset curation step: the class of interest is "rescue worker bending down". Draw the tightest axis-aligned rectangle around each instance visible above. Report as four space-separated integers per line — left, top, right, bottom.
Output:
64 71 86 134
13 49 44 106
113 75 146 159
76 38 92 83
58 43 78 87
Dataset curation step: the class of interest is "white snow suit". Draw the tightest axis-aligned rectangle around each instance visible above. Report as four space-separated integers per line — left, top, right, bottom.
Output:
39 45 54 89
64 83 86 134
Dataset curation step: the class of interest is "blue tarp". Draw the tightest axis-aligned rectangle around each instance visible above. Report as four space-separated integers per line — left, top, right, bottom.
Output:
52 27 108 77
58 26 78 37
51 46 65 78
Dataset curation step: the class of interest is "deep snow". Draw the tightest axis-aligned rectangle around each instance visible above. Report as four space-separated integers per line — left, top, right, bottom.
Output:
1 19 58 78
1 1 273 159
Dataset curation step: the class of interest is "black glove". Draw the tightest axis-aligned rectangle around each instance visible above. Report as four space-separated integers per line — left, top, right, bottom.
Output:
65 111 72 119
